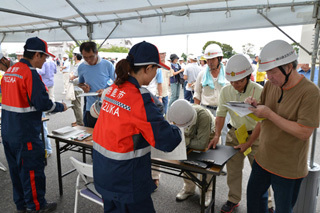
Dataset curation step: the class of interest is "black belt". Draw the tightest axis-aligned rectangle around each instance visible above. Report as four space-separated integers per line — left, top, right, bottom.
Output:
227 123 253 135
201 105 217 110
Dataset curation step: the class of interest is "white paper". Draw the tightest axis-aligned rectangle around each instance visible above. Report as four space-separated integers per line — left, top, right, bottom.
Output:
77 92 99 97
52 126 85 139
151 128 187 160
224 102 254 117
52 126 75 135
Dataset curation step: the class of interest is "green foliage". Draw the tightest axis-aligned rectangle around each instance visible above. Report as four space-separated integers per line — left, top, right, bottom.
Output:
99 46 129 53
8 53 17 59
181 53 187 61
291 42 299 55
242 43 255 58
202 41 236 59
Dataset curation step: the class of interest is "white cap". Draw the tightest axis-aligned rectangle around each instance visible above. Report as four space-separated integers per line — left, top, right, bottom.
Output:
90 100 102 118
225 54 253 81
63 54 69 58
73 47 80 54
204 44 223 59
167 99 196 128
259 40 298 72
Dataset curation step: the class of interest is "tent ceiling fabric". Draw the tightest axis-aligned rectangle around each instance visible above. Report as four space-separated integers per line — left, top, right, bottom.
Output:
0 0 317 42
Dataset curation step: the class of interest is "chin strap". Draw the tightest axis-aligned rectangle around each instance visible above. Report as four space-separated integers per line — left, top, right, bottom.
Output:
217 57 222 69
277 66 292 103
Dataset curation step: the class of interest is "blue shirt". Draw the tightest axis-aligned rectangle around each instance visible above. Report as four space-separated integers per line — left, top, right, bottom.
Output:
37 60 57 87
78 58 115 111
298 67 319 86
156 68 163 83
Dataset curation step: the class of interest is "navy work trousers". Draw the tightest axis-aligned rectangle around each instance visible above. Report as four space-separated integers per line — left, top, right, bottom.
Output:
3 139 46 211
247 160 303 213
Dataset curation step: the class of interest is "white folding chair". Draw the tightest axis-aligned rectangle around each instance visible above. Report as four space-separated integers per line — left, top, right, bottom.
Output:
70 157 103 213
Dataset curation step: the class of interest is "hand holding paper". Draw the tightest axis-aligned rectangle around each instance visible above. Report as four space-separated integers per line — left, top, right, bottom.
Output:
249 105 272 119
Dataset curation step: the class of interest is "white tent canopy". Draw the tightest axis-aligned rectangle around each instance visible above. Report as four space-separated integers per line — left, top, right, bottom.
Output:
0 0 319 165
0 0 318 43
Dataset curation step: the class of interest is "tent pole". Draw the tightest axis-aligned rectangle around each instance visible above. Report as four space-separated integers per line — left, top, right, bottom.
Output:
98 22 120 50
0 7 84 25
258 9 312 56
65 0 90 23
1 33 6 43
310 5 320 168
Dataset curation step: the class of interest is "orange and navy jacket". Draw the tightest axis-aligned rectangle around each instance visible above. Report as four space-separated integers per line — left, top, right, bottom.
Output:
1 59 64 143
93 76 181 203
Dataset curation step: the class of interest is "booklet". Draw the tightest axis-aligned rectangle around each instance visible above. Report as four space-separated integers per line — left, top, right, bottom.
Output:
234 124 252 156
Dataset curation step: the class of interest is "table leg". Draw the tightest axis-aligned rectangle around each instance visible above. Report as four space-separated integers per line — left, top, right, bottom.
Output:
82 147 86 163
200 173 207 213
211 176 216 213
55 139 63 196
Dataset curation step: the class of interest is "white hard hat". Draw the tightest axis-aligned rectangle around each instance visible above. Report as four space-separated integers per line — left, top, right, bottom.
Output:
63 54 69 58
90 100 102 119
204 44 223 59
73 47 80 54
187 54 197 61
225 54 253 82
258 40 298 72
167 99 196 128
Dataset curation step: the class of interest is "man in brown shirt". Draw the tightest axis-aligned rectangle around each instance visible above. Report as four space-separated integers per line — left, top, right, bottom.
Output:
243 40 320 213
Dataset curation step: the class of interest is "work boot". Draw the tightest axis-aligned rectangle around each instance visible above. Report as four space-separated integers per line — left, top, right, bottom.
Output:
26 202 57 213
221 201 239 213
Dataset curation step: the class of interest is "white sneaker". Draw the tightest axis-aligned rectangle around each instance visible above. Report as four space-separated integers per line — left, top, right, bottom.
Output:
176 188 195 201
62 92 66 94
200 190 212 207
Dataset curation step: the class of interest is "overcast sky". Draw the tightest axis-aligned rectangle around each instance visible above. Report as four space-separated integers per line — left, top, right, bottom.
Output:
1 25 303 59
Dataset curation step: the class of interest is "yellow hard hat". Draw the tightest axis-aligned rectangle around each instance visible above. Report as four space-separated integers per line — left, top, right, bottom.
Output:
200 56 206 61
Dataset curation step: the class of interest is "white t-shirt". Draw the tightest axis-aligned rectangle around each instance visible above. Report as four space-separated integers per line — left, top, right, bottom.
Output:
184 62 201 91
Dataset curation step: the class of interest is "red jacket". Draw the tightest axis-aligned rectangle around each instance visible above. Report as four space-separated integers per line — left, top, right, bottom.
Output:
93 76 181 203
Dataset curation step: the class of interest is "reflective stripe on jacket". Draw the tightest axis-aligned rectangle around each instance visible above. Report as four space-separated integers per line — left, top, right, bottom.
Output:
93 76 181 203
1 59 64 143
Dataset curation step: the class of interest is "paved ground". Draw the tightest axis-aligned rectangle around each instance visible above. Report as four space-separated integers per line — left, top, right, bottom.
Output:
0 67 320 213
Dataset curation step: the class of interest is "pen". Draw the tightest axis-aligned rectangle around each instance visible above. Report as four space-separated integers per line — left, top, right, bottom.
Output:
251 87 255 99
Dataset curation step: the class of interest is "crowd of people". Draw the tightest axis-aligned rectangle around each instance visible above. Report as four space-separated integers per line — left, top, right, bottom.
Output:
0 36 319 213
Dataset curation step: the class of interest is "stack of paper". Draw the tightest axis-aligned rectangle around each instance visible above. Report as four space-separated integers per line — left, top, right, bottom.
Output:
224 101 254 117
224 101 265 121
52 126 85 139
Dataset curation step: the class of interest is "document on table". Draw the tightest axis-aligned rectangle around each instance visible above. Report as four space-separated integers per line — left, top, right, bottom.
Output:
77 92 99 97
151 128 187 160
52 126 85 139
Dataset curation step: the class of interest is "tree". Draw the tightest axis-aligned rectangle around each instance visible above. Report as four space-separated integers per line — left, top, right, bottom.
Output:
99 45 129 53
202 41 236 59
181 53 187 61
291 42 299 55
242 43 255 58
